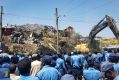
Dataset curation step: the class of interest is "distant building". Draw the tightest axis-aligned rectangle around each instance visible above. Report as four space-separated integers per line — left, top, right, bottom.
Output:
2 24 15 36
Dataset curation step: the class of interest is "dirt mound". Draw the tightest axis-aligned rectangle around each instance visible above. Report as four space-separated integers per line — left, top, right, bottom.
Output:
3 36 38 53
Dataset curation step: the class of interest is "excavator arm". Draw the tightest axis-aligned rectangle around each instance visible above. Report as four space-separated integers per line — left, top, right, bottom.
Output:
106 15 119 39
88 15 119 50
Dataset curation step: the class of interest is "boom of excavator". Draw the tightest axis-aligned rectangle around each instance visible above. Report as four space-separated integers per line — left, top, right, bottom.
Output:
88 15 119 51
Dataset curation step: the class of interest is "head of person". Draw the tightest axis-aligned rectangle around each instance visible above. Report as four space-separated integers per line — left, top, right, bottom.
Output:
108 54 118 63
113 49 117 54
102 63 117 79
9 63 16 74
105 67 116 79
50 59 56 67
94 51 98 54
77 51 81 54
87 58 94 68
113 54 119 63
37 54 41 61
17 58 31 76
108 49 112 53
69 52 72 56
57 53 62 58
73 51 77 55
50 55 57 67
65 57 72 68
11 55 19 64
41 55 52 66
3 56 10 63
0 57 3 65
117 49 119 53
19 53 25 57
52 55 57 61
32 54 38 61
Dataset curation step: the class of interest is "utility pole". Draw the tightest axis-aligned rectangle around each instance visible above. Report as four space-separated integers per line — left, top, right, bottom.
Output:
0 6 3 42
55 8 59 54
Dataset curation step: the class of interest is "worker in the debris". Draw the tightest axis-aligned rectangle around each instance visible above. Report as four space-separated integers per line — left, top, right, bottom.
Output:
18 32 24 44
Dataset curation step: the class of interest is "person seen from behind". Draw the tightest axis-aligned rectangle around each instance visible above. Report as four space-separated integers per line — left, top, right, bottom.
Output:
17 58 38 80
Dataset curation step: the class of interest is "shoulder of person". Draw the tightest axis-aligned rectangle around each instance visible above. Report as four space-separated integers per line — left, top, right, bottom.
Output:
114 76 119 80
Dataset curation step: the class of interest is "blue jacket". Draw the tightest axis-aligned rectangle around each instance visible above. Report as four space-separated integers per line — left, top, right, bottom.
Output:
19 75 38 80
36 65 61 80
114 76 119 80
83 67 101 80
114 63 119 74
71 55 81 68
56 58 67 73
0 68 10 80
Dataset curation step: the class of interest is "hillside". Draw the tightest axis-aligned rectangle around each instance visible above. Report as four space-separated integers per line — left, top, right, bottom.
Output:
2 24 82 54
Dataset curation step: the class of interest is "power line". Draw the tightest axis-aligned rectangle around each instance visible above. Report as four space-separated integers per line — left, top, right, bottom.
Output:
5 12 95 24
5 13 54 21
74 0 114 14
60 19 98 24
64 0 88 13
62 0 115 20
60 0 118 26
60 0 77 10
85 0 115 13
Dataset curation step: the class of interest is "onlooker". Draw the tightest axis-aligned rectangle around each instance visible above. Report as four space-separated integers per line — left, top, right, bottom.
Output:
0 67 10 80
83 58 101 80
56 54 67 75
0 56 10 80
113 54 119 74
71 51 81 68
102 63 117 80
11 55 19 64
9 63 19 80
71 51 83 80
114 75 119 80
17 58 38 80
11 55 19 75
1 48 119 80
61 70 75 80
30 54 41 76
2 56 10 68
36 55 61 80
63 53 69 61
0 57 3 67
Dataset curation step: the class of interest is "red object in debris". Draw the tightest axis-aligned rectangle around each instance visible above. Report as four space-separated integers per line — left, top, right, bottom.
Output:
2 28 15 36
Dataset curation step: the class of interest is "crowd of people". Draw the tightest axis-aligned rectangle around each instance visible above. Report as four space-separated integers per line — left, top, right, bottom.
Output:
0 49 119 80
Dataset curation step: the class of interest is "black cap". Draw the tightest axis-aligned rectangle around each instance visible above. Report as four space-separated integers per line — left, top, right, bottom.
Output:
41 55 52 65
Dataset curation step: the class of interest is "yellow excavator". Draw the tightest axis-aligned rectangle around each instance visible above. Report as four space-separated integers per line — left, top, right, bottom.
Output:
88 15 119 51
